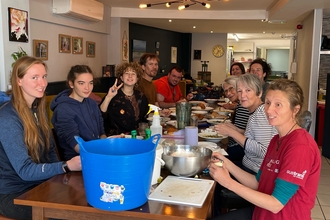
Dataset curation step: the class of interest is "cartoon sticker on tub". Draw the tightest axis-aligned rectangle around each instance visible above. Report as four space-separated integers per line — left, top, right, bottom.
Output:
100 182 125 204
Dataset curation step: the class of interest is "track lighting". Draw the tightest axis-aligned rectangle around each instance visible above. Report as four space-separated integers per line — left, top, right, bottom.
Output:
139 0 211 10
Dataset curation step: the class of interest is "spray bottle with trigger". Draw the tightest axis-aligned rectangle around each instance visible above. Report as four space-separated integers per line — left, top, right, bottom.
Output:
147 104 162 136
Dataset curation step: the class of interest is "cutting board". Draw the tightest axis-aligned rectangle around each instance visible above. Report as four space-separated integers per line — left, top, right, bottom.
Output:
148 176 214 207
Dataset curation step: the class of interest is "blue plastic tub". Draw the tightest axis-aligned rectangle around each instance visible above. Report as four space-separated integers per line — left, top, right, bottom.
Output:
75 135 160 211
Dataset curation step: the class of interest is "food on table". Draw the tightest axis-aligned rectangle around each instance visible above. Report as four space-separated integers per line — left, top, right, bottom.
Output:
214 160 223 167
211 111 227 119
198 102 206 109
120 133 125 138
194 114 204 120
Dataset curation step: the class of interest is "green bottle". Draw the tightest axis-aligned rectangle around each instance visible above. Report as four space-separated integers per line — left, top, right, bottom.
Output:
145 128 151 140
131 130 137 139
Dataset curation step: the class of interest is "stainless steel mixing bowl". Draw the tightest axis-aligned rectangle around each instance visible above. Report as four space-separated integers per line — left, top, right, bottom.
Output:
162 145 212 177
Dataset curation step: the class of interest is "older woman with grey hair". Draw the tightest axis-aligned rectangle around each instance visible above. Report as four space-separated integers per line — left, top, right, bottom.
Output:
221 76 250 162
215 74 277 174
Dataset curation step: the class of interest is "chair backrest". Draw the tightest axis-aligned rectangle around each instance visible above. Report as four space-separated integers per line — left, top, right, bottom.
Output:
300 110 312 132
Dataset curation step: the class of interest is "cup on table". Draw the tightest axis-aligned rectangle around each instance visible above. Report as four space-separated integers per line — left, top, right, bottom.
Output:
190 115 198 127
176 102 192 130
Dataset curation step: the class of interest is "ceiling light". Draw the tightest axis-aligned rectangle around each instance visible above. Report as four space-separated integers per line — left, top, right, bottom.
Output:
139 1 211 10
193 26 196 29
233 34 239 41
210 30 213 33
169 19 172 22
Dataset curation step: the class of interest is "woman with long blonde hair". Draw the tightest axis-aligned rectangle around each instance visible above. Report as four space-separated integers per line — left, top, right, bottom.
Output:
0 56 81 219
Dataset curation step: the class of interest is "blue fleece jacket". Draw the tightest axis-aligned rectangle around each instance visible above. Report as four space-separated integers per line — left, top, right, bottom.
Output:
51 89 105 160
0 101 63 194
0 91 10 106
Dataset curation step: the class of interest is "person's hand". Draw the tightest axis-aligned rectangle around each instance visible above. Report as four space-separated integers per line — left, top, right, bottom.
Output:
222 102 237 110
186 93 193 101
214 123 234 136
66 156 82 171
177 98 187 103
160 109 171 117
209 159 232 188
106 79 123 99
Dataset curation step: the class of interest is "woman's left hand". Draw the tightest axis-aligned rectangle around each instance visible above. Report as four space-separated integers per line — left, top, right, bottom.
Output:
209 158 232 188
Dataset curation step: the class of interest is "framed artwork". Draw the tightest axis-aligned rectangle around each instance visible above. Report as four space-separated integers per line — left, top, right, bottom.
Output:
171 46 177 63
59 34 71 53
33 40 48 60
155 41 160 49
194 50 201 60
122 31 128 61
8 7 29 42
86 41 96 57
72 37 83 54
132 39 146 62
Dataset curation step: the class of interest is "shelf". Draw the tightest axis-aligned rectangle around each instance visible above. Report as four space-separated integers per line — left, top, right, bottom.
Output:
320 51 330 54
233 61 252 63
233 50 254 53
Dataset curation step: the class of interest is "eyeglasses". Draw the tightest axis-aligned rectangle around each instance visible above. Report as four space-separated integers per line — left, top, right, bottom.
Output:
224 87 235 94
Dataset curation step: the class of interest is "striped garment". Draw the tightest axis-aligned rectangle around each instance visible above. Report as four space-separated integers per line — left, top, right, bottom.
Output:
228 103 250 147
243 104 278 173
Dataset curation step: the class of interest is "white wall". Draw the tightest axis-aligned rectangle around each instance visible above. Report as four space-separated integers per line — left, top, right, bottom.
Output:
191 33 227 86
266 49 290 71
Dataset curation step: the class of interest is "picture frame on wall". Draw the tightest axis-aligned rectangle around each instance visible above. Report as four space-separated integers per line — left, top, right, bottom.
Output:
59 34 71 53
72 37 83 54
8 7 29 42
86 41 96 58
171 46 177 63
194 50 201 60
33 40 48 60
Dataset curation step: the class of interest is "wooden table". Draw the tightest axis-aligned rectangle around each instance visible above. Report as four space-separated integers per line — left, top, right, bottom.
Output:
14 171 215 220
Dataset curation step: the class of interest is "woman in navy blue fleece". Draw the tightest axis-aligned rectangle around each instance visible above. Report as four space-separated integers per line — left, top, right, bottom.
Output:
0 56 81 219
51 65 106 160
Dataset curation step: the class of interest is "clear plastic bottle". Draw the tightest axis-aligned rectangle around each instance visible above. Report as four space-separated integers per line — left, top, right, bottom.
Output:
148 104 162 136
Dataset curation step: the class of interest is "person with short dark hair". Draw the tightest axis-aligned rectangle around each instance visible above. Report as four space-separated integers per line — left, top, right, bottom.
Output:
154 66 193 108
249 58 272 102
230 62 245 76
51 65 106 160
0 56 81 219
137 53 160 105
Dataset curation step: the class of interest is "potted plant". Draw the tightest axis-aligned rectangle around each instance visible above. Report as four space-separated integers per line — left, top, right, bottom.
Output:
11 46 27 67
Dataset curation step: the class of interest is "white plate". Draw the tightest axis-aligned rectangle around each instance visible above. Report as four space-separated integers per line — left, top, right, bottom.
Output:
192 106 214 111
204 99 219 104
206 119 227 125
166 120 177 127
189 100 206 106
198 132 228 143
192 110 208 115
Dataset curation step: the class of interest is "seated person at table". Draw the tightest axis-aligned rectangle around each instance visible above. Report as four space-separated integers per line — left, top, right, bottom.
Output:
0 56 81 219
230 62 245 76
221 76 250 162
214 74 277 174
154 66 193 108
209 79 320 220
137 53 159 105
51 65 106 160
100 62 149 136
249 58 272 102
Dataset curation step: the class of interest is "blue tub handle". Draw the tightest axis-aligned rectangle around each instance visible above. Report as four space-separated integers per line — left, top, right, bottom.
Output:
150 134 161 149
74 136 86 153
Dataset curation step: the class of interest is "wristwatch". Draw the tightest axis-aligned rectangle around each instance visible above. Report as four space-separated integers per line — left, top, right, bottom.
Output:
62 161 71 173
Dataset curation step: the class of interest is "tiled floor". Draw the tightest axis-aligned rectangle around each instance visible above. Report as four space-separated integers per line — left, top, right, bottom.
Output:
312 155 330 220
